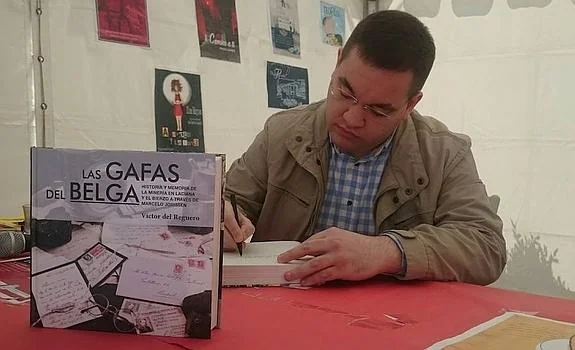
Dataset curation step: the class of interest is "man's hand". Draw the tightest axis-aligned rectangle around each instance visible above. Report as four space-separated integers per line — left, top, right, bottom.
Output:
277 227 402 286
223 200 255 251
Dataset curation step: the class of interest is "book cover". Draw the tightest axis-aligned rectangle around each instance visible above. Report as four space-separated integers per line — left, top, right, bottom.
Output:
29 147 223 339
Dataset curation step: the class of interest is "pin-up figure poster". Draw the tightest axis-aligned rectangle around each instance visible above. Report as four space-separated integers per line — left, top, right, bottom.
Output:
195 0 241 63
154 69 205 153
95 0 150 46
269 0 301 58
320 2 345 47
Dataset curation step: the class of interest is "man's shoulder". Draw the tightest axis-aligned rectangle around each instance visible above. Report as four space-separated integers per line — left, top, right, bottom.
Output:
264 101 323 131
410 110 472 150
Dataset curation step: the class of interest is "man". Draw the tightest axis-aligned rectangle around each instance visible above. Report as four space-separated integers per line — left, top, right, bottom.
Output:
224 10 506 287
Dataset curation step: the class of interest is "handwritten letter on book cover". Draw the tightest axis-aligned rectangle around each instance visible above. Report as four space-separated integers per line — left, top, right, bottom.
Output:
30 148 223 339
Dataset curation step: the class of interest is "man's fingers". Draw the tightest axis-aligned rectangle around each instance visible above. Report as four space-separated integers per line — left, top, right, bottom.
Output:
239 216 255 240
283 255 335 282
300 266 339 286
277 238 332 263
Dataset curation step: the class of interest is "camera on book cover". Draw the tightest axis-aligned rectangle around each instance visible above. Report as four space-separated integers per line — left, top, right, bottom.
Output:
32 219 72 250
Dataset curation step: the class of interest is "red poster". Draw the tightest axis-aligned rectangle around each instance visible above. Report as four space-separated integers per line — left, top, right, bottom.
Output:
96 0 150 47
195 0 241 63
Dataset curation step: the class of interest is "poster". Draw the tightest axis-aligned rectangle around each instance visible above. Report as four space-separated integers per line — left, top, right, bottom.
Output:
320 2 345 47
195 0 241 63
95 0 150 46
154 69 205 153
267 61 309 109
269 0 300 58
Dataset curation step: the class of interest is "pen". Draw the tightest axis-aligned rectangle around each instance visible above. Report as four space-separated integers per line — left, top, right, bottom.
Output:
229 193 243 256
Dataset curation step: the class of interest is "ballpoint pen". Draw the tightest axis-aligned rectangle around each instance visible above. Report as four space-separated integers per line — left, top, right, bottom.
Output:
229 193 243 256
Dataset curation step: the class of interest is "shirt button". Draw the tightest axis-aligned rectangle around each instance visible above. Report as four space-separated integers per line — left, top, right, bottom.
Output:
316 159 321 165
305 146 312 152
405 188 413 196
392 196 399 204
295 136 303 142
417 178 424 185
347 200 353 206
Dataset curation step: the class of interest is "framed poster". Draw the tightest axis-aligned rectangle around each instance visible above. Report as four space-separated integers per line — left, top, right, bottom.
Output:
96 0 150 46
154 69 205 153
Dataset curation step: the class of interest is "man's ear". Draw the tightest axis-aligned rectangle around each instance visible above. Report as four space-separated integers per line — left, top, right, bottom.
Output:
406 91 423 114
336 47 343 66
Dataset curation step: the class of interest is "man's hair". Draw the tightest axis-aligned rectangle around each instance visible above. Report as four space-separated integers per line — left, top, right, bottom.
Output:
341 10 435 96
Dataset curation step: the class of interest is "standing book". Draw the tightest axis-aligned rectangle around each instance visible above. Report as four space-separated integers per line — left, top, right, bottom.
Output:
29 147 224 339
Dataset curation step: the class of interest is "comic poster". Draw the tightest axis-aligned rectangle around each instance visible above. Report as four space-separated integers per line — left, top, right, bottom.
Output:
320 2 345 47
95 0 150 46
195 0 241 63
269 0 300 58
154 69 205 153
266 61 309 109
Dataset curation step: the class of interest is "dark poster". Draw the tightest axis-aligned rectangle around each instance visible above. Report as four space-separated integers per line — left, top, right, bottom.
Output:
154 69 205 153
95 0 150 46
267 61 309 109
195 0 241 63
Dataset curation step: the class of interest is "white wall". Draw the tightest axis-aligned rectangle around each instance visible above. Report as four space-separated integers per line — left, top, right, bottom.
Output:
0 0 34 217
409 0 575 297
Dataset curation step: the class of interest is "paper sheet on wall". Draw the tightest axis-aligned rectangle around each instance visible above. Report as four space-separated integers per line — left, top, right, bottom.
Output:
426 312 575 350
95 0 150 46
269 0 300 57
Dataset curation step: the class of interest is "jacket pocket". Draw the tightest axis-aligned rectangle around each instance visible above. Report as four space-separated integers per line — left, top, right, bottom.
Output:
254 184 313 241
268 183 311 208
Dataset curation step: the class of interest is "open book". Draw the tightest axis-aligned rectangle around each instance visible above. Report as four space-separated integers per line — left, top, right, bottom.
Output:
30 148 224 339
222 241 308 286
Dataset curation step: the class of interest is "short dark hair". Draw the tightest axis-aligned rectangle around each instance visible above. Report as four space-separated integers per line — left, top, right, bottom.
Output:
341 10 436 96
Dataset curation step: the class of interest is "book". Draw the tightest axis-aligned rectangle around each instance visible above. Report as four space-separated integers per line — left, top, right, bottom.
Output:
29 147 224 339
222 241 308 287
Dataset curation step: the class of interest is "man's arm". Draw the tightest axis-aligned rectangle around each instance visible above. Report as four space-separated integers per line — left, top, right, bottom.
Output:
225 124 270 225
387 149 507 286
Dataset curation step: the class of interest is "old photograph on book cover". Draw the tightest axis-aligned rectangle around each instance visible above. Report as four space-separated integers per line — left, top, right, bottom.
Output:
29 148 221 339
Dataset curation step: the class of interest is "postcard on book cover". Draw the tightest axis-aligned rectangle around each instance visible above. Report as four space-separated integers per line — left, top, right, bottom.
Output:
29 148 223 339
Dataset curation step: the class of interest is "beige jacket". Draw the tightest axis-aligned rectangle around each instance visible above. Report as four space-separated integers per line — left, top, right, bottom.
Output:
225 100 506 285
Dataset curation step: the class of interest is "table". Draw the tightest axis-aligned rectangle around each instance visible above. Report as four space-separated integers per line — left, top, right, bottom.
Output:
2 262 575 350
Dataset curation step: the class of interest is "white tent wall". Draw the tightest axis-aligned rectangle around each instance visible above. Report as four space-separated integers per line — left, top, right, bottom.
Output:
411 0 575 298
1 0 573 298
0 1 34 217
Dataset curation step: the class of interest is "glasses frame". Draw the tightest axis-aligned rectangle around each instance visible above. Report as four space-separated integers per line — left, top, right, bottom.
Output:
329 79 410 120
32 292 141 334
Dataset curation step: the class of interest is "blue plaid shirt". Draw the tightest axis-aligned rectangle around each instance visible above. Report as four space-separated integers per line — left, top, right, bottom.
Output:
315 137 393 234
315 135 406 275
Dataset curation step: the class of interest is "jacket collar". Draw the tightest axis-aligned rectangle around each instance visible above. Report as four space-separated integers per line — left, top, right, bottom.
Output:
286 101 429 199
378 111 429 200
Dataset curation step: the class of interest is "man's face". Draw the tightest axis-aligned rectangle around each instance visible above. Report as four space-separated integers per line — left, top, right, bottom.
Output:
325 47 422 158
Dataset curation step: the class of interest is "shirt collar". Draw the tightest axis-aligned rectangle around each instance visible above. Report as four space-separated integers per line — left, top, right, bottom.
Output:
329 128 396 162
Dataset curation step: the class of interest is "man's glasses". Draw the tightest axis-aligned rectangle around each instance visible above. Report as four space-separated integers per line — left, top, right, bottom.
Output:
329 81 406 120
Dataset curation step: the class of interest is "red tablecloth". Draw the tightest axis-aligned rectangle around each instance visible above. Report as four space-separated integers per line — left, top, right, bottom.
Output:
2 263 575 350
